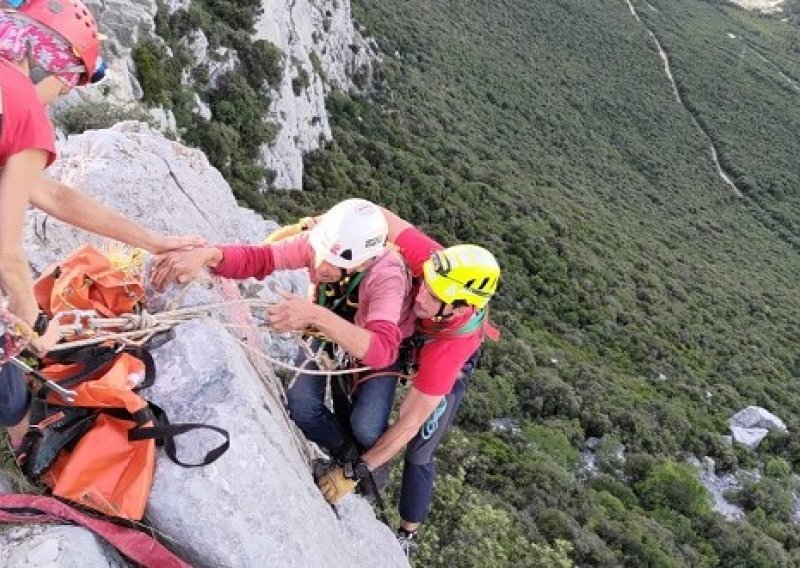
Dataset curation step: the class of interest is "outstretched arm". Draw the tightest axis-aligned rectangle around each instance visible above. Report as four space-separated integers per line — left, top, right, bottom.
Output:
29 178 204 254
151 243 280 290
0 150 48 325
150 246 223 291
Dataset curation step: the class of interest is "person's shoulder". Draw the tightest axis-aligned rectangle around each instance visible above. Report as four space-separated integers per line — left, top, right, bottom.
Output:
395 225 443 253
0 62 42 111
270 231 314 268
369 248 409 278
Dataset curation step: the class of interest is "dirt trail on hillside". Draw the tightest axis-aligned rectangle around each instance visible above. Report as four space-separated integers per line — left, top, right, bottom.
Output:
624 0 743 197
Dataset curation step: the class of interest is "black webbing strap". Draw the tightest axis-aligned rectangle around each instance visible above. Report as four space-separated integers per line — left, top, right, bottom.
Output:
45 344 122 389
127 347 156 391
360 468 390 526
128 402 230 468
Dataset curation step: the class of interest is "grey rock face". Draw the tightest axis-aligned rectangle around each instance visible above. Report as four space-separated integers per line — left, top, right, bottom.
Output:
24 122 278 274
692 457 746 521
0 525 128 568
16 124 406 566
53 0 158 109
256 0 380 188
145 316 407 567
0 471 18 494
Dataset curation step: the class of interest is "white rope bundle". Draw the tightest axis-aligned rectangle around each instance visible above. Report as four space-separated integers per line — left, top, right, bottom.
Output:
51 298 373 377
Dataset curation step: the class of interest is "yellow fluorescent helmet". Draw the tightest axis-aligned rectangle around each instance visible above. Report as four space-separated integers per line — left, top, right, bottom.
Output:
423 244 500 309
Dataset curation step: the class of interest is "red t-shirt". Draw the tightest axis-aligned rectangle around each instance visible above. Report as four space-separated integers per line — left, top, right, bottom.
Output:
394 226 483 396
0 60 57 167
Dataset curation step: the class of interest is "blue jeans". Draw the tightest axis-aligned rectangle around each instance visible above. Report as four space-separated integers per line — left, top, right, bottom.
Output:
287 340 399 456
0 363 29 426
398 349 480 523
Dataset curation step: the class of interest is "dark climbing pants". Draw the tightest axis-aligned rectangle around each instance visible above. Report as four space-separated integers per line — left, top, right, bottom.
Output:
287 339 399 455
0 363 29 426
399 349 480 524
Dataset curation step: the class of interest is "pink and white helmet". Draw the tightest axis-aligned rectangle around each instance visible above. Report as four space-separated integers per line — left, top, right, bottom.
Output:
308 198 388 270
13 0 101 85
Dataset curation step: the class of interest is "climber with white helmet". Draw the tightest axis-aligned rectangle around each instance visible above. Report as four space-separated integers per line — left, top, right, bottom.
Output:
0 0 203 452
151 198 415 473
313 208 501 559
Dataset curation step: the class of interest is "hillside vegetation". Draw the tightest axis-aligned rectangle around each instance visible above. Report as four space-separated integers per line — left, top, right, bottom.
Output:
264 0 800 564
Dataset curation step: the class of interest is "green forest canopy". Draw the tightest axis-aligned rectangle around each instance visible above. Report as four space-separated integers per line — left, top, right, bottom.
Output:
274 0 800 564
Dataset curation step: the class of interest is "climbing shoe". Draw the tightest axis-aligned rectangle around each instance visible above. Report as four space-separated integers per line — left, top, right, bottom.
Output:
396 528 419 559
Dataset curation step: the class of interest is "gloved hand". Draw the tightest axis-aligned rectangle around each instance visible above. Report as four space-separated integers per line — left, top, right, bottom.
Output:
263 217 316 244
317 458 371 504
317 465 358 505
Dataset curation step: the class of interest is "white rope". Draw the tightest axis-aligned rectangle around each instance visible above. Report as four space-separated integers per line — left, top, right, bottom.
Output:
51 298 374 376
229 335 371 376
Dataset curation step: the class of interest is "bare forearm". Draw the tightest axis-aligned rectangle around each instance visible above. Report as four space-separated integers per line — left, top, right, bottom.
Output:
362 389 443 470
30 178 158 251
314 307 372 360
0 152 47 325
361 416 421 470
380 207 412 242
0 253 38 324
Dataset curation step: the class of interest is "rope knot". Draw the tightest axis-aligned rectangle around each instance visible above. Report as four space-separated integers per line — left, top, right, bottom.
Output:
121 310 159 331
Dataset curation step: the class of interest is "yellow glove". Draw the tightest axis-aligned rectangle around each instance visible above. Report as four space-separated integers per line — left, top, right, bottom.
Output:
317 465 359 504
263 217 316 244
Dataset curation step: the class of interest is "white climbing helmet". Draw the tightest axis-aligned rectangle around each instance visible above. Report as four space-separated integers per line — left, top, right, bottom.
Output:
308 198 388 270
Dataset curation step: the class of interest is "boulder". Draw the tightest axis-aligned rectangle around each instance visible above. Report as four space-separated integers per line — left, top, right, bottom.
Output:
0 481 129 568
730 426 770 450
729 406 787 450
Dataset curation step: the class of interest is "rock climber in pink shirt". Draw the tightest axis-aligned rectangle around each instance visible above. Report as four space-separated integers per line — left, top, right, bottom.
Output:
151 198 414 480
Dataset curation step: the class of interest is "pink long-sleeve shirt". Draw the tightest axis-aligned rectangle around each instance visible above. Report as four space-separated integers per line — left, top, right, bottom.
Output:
213 233 415 367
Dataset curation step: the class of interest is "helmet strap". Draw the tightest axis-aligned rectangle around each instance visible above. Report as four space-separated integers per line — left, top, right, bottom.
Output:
29 64 48 84
431 302 452 323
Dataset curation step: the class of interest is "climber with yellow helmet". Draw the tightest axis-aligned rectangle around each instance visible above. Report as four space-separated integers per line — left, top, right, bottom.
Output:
0 0 202 452
314 208 500 559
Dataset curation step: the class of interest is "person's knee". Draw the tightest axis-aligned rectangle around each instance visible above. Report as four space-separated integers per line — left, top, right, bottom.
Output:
0 365 30 427
286 377 326 421
349 415 385 449
349 399 391 448
286 392 322 427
